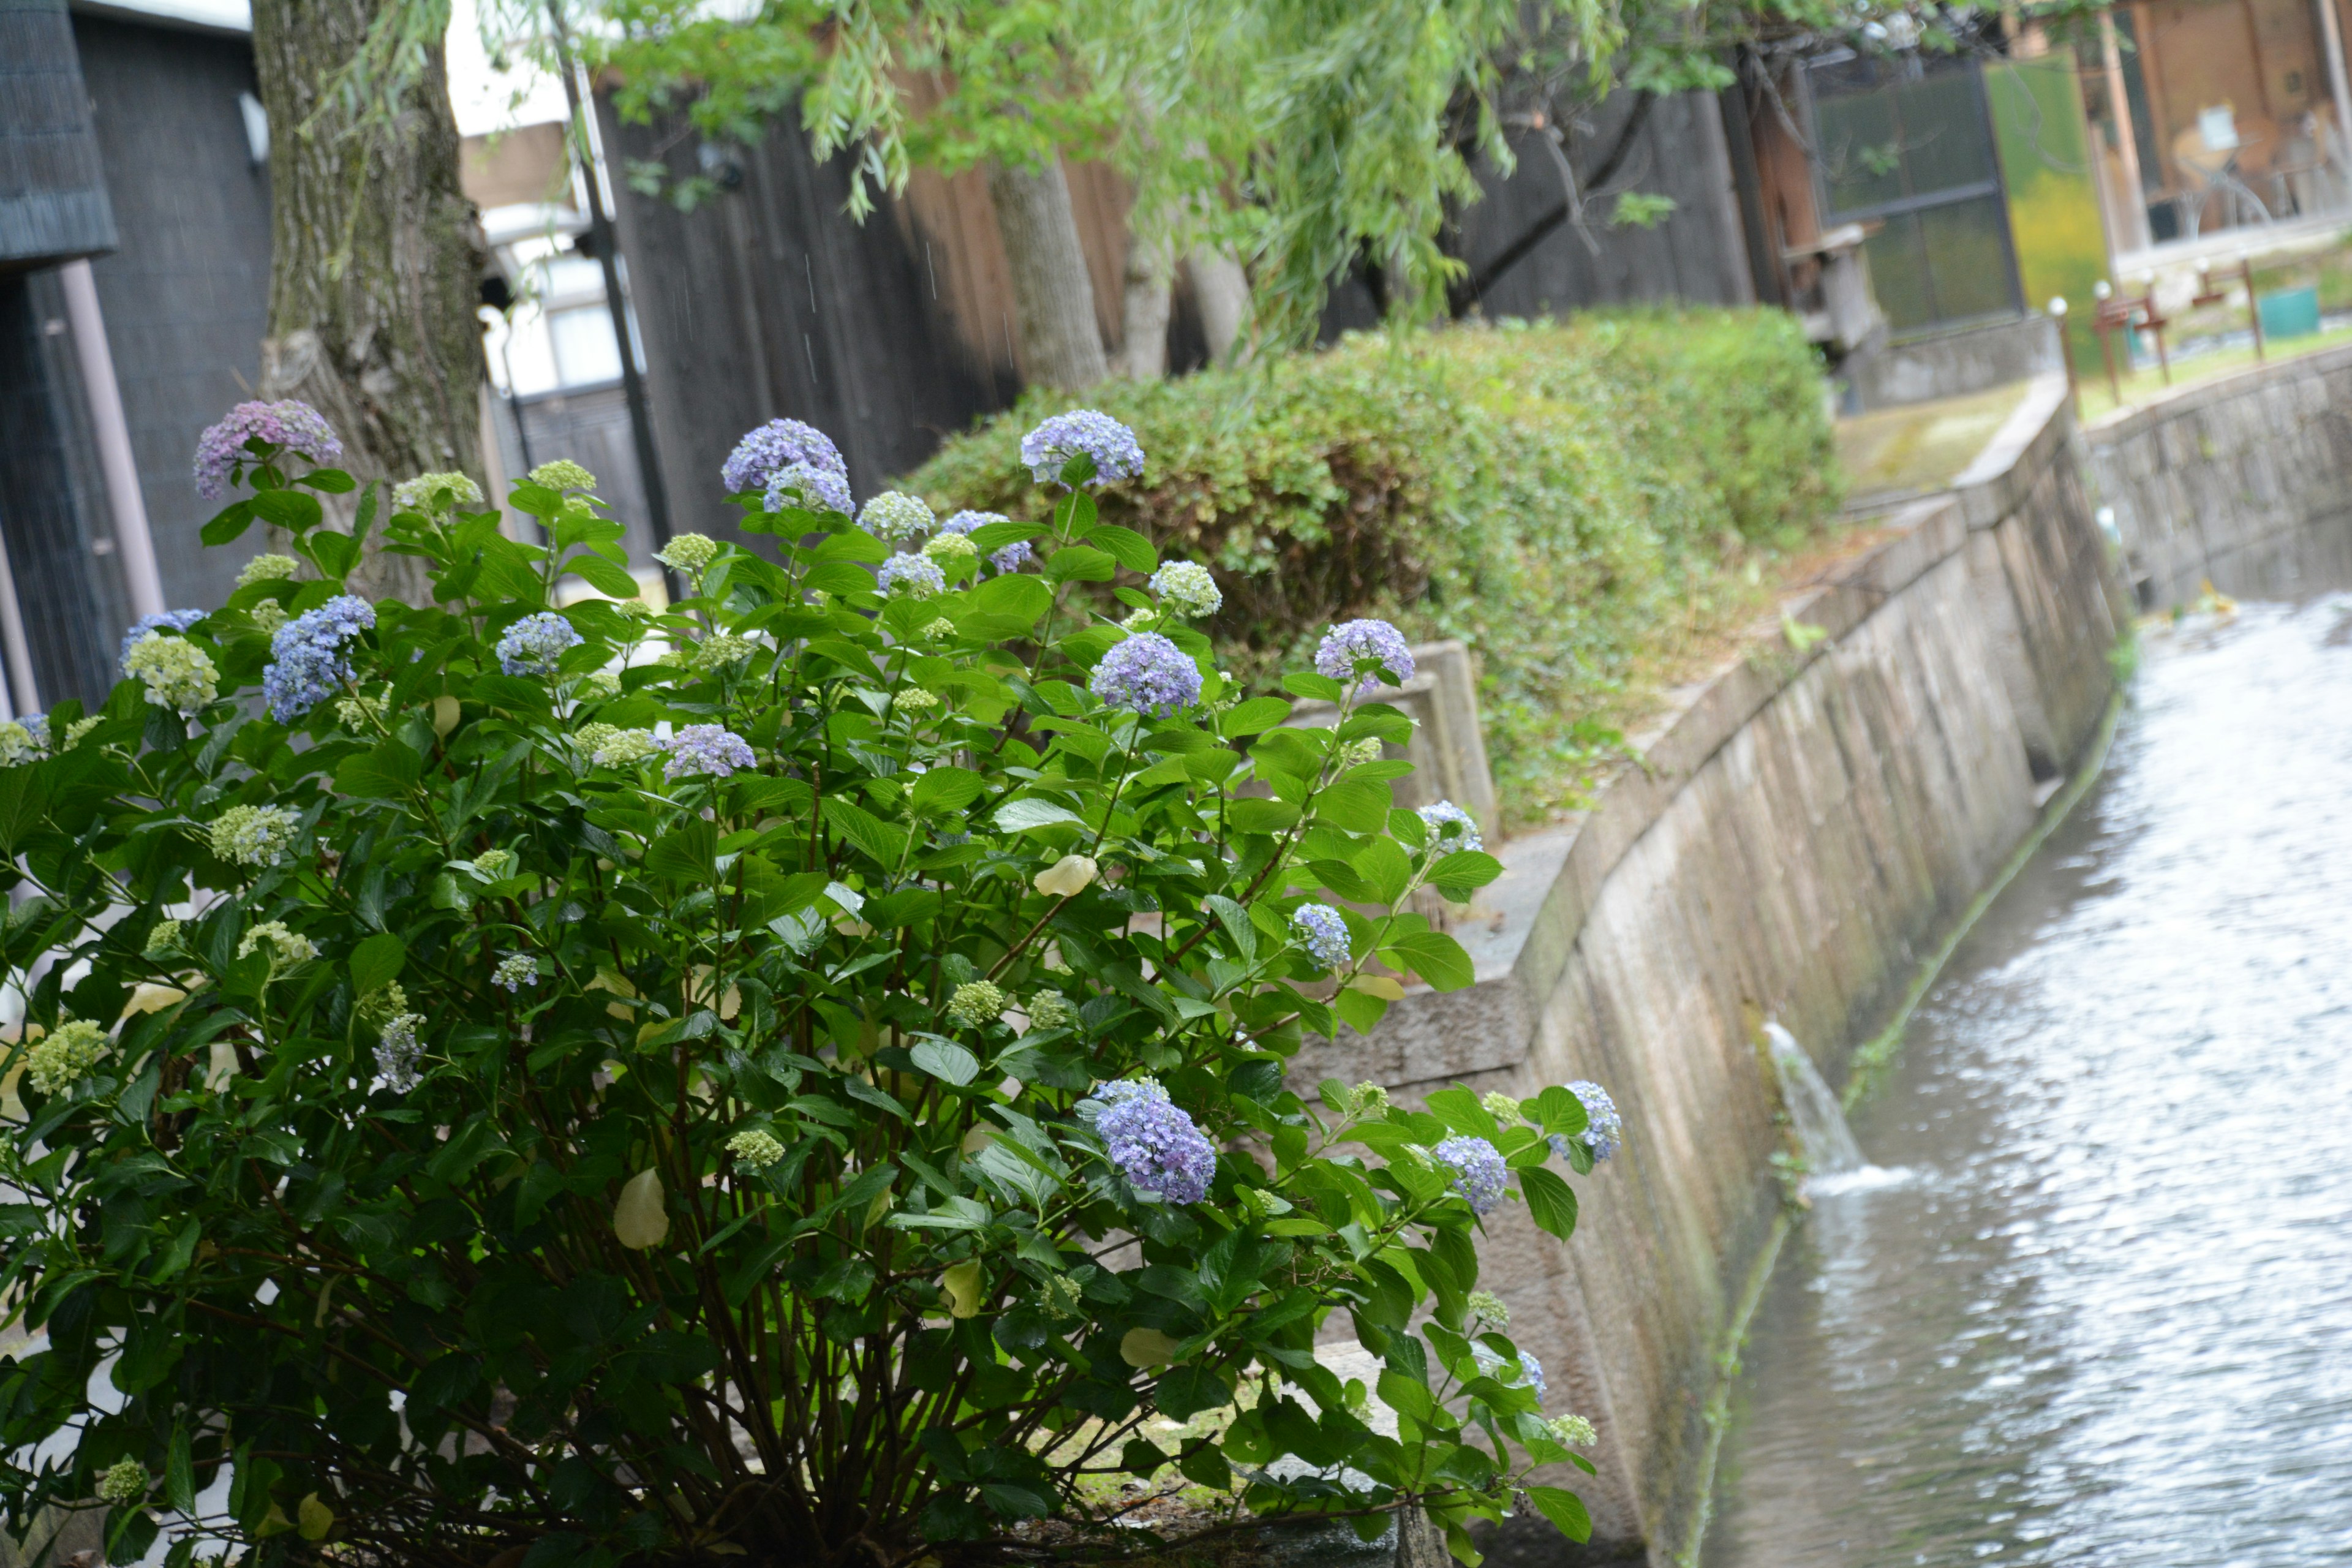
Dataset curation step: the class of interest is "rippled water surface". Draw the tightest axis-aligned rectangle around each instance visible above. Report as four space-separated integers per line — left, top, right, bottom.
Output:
1704 594 2352 1568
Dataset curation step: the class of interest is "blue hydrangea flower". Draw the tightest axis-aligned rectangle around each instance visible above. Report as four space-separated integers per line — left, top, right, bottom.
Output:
1472 1343 1547 1400
941 510 1030 573
660 723 755 782
1088 631 1200 715
1418 799 1483 854
1021 410 1144 487
1316 619 1415 693
1433 1135 1508 1215
1088 1078 1216 1205
1290 903 1351 969
262 594 375 723
496 611 583 677
877 553 947 598
860 491 935 544
723 418 845 494
764 461 853 517
194 400 342 499
120 609 205 668
1550 1080 1623 1163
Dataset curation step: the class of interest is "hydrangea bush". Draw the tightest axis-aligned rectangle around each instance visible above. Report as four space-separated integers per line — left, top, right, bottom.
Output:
0 404 1613 1567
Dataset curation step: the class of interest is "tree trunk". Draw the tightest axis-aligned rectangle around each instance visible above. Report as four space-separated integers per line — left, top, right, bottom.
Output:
1186 244 1251 367
986 159 1109 393
1118 227 1174 379
252 0 486 600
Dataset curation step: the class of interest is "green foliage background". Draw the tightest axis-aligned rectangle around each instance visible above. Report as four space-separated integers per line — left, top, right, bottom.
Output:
909 312 1843 823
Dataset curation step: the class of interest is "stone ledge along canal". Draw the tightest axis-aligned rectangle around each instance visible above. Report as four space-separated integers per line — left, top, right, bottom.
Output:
1701 592 2352 1568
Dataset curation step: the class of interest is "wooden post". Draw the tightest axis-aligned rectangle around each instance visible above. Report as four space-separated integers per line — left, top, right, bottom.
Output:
2244 255 2266 361
2317 0 2352 179
2052 297 2080 417
2101 11 2153 252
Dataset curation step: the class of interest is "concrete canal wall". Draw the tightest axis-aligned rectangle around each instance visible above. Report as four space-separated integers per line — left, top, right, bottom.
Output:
2089 340 2352 608
1328 376 2130 1564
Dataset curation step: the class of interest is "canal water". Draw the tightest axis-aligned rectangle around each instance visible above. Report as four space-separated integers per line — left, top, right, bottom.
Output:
1703 592 2352 1568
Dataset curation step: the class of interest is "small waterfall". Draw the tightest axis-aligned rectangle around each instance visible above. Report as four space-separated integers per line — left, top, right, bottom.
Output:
1765 1022 1864 1177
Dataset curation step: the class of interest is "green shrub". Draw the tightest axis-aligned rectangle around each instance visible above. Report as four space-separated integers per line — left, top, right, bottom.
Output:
0 407 1614 1567
908 312 1841 823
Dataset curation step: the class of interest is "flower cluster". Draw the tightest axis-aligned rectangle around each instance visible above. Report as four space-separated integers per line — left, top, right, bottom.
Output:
1472 1343 1547 1400
1317 618 1414 692
236 554 300 589
492 954 538 993
1546 1414 1599 1449
496 612 583 678
764 462 853 517
1433 1135 1508 1215
1552 1080 1624 1163
392 472 483 512
26 1019 106 1096
941 510 1030 573
334 692 385 732
877 554 946 599
96 1460 146 1506
375 1013 424 1092
209 804 300 867
945 981 1006 1030
1089 631 1200 715
694 633 757 671
1291 903 1351 969
1088 1079 1216 1205
589 728 662 769
861 492 935 544
729 1128 786 1169
654 533 720 573
0 722 37 767
1466 1289 1510 1326
1021 410 1144 487
1025 990 1075 1033
723 418 844 496
193 399 342 499
893 688 940 715
473 849 516 878
236 921 317 967
144 919 183 959
661 724 755 781
121 609 205 666
1148 561 1222 619
123 631 219 717
1419 800 1483 854
922 533 978 575
262 595 375 723
529 460 597 492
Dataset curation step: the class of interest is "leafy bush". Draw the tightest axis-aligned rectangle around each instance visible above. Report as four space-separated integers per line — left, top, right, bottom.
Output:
907 312 1841 821
0 408 1618 1567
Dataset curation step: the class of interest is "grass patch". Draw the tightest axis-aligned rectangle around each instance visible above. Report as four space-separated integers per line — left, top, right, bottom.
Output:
905 312 1844 828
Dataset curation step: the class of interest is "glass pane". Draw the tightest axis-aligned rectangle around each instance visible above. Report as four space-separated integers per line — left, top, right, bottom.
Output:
1894 70 1997 195
1862 212 1935 331
1819 88 1906 213
548 306 623 388
1918 196 2019 321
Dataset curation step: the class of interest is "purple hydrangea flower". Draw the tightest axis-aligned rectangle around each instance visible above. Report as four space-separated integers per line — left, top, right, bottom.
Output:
119 609 206 668
262 594 375 723
1550 1080 1623 1163
723 418 845 494
193 401 343 499
495 611 584 677
1088 1078 1216 1205
1417 799 1483 854
1290 903 1350 969
1472 1343 1547 1400
661 723 755 782
876 553 947 598
1020 410 1144 488
1088 631 1200 716
941 510 1031 573
1433 1135 1508 1215
764 461 853 518
1316 619 1415 693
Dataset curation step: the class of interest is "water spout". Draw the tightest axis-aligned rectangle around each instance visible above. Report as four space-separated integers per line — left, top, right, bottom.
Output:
1765 1022 1864 1177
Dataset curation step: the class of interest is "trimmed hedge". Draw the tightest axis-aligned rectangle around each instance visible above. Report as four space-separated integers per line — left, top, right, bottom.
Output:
907 311 1841 824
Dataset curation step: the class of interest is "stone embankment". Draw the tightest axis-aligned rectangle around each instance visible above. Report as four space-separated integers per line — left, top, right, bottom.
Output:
1327 374 2130 1565
2089 339 2352 607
